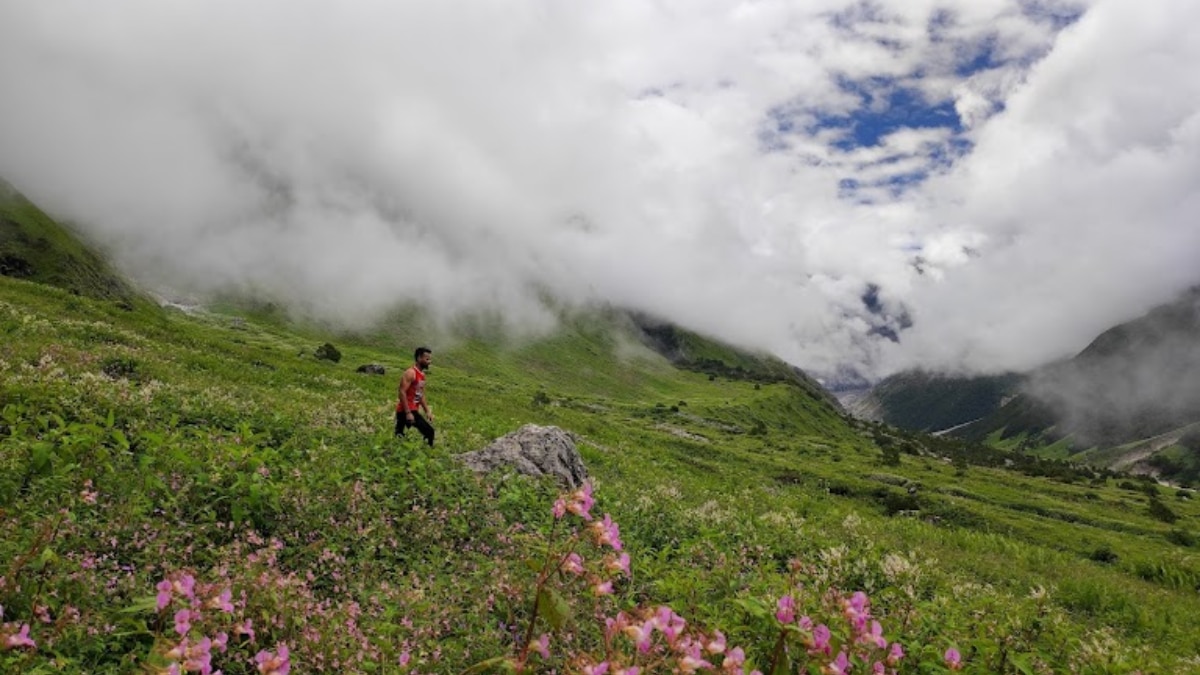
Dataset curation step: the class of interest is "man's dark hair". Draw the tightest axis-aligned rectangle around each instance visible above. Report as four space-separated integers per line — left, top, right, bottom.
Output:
414 346 432 361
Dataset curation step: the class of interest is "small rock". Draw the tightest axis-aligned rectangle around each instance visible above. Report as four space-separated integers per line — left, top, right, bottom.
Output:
356 364 386 375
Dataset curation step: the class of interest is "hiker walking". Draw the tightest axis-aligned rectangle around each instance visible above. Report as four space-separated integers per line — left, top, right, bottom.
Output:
395 346 435 446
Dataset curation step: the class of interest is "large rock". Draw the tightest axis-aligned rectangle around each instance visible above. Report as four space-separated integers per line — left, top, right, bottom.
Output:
457 424 588 489
356 364 386 375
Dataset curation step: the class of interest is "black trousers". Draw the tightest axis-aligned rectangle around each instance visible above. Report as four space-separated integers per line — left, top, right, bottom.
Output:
395 411 435 447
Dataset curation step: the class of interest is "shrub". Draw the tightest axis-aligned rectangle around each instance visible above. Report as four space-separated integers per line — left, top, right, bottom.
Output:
1166 529 1196 548
1089 545 1119 564
314 342 342 362
100 356 139 380
1148 497 1180 524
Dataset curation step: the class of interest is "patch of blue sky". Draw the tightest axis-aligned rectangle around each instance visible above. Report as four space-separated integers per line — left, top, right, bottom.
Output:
1020 0 1086 30
955 35 1003 77
822 84 964 152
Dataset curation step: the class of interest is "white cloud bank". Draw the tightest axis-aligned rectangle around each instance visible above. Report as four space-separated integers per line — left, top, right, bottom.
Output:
1 0 1198 380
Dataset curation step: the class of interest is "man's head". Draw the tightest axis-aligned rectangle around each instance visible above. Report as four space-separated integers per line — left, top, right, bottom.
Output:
414 346 432 371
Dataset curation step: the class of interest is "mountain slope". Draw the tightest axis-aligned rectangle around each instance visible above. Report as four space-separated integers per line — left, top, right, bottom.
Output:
848 370 1022 432
0 178 140 304
862 288 1200 482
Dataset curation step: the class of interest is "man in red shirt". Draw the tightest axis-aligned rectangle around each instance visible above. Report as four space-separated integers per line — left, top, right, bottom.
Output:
395 346 435 446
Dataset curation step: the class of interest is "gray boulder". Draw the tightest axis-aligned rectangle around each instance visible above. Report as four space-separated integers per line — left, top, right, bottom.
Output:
457 424 588 489
356 364 387 375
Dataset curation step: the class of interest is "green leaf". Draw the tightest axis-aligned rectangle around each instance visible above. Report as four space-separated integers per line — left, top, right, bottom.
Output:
536 587 571 631
460 656 512 674
1010 652 1035 675
121 595 160 614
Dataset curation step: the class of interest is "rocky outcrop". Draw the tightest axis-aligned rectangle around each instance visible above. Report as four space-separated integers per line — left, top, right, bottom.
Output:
356 364 386 375
456 424 588 489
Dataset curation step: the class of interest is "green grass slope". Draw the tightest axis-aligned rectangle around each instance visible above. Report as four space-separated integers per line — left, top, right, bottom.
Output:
4 275 1200 673
856 370 1023 432
0 179 141 305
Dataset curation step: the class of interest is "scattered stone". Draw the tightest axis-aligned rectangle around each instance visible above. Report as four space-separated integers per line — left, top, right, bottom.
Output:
356 364 386 375
457 424 589 489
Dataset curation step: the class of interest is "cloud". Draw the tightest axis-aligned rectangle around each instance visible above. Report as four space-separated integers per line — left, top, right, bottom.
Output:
1 0 1197 380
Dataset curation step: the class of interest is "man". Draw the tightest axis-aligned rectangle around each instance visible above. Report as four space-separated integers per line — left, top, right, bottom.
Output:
395 346 435 446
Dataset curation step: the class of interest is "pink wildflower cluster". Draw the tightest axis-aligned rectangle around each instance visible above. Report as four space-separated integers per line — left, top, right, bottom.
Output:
504 484 763 674
773 589 905 675
583 605 761 675
1 605 36 651
550 483 629 597
153 571 285 675
554 482 596 521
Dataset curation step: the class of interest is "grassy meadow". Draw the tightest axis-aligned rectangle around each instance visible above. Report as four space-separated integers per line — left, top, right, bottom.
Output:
2 276 1199 674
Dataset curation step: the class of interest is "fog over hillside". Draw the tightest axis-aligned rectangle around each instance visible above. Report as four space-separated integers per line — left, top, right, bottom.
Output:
1024 290 1200 445
2 0 1199 380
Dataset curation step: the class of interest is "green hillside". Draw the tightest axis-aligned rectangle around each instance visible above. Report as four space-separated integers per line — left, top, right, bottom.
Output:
0 180 141 305
856 370 1023 432
4 273 1200 673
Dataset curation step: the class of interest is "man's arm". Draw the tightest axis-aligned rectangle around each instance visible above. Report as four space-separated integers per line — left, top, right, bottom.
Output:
397 369 415 416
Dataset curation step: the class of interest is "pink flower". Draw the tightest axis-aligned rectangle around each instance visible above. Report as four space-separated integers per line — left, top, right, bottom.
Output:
236 619 256 642
679 643 713 673
857 620 886 649
624 620 655 653
593 580 614 596
165 637 188 661
652 606 686 644
615 667 641 675
822 651 851 675
174 609 192 636
566 483 595 521
810 624 832 656
605 613 630 641
722 647 746 672
562 552 585 576
399 650 411 667
156 580 174 611
846 591 869 615
582 662 609 675
552 499 567 519
184 637 213 675
256 643 291 675
872 662 885 674
214 632 228 653
606 552 631 577
775 595 796 624
176 574 196 601
532 633 550 659
590 514 623 551
705 630 726 655
3 623 36 649
944 647 962 671
886 642 904 666
208 589 234 613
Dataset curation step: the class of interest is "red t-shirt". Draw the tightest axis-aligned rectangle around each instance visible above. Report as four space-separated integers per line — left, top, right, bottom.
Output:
397 366 426 413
